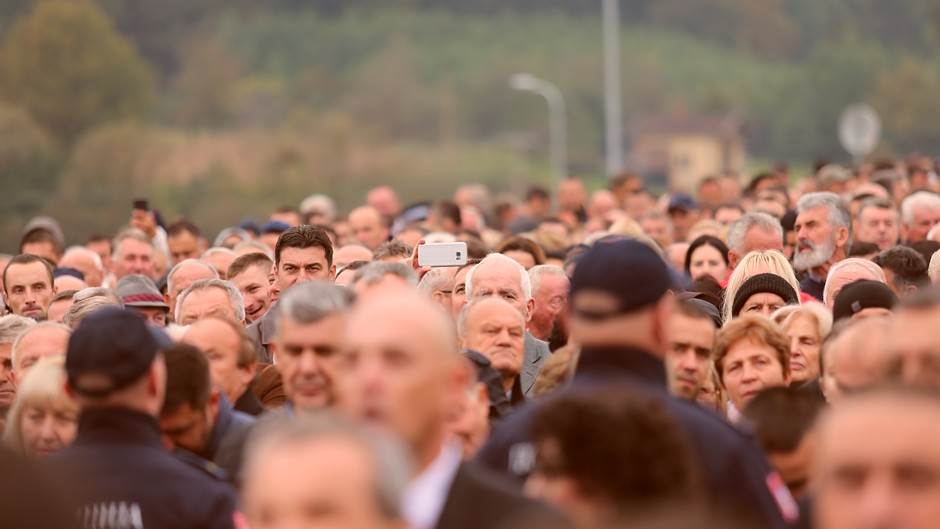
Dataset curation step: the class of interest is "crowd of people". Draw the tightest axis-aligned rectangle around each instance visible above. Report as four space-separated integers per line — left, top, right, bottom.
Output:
3 158 940 529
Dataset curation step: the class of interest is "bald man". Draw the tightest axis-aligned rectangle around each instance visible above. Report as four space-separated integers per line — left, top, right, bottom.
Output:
335 294 557 529
348 206 390 251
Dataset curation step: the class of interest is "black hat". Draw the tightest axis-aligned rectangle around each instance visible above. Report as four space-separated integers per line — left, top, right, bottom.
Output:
570 239 676 319
832 280 897 322
732 273 799 317
66 307 173 397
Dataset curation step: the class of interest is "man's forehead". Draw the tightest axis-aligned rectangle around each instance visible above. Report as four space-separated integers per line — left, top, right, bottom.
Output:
280 247 327 263
6 263 50 282
473 264 522 287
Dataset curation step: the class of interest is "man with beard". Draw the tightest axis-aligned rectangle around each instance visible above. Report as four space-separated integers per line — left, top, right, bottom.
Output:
228 253 274 324
3 254 56 320
793 192 852 301
527 265 570 351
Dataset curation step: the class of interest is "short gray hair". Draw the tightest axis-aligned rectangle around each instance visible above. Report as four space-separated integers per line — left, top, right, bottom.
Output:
0 315 35 344
64 289 123 329
233 240 274 260
528 264 567 296
112 228 152 259
901 191 940 226
726 212 783 254
167 259 219 296
299 193 338 221
11 322 70 370
201 247 236 260
175 279 245 322
245 413 411 520
465 253 532 301
274 282 353 336
62 246 104 272
416 267 454 296
796 192 852 240
352 262 417 288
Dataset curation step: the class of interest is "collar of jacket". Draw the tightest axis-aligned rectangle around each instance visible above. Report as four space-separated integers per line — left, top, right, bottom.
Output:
205 393 235 460
74 407 163 448
574 345 667 387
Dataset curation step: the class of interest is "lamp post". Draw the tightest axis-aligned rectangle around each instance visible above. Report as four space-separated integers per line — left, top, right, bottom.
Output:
602 0 624 176
510 72 568 186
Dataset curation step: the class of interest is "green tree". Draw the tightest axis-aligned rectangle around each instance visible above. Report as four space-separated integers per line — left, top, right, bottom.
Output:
0 0 155 144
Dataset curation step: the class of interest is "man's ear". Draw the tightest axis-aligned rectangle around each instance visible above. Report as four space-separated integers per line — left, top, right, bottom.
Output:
525 298 535 323
329 265 337 282
728 249 740 270
835 226 850 249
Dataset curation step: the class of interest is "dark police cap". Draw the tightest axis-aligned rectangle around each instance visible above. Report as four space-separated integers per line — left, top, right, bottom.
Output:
570 239 676 319
66 307 173 397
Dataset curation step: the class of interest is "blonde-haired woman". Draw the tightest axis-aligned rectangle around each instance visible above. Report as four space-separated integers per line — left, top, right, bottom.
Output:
4 357 78 458
723 250 801 324
773 302 833 385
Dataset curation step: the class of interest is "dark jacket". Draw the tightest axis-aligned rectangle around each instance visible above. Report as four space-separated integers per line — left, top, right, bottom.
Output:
207 396 255 485
54 407 238 529
246 304 277 363
800 274 825 302
233 386 265 416
477 345 796 529
435 463 565 529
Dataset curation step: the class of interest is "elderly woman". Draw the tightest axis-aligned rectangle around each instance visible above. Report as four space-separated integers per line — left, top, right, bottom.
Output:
723 250 800 323
772 303 833 385
713 315 791 417
3 357 78 458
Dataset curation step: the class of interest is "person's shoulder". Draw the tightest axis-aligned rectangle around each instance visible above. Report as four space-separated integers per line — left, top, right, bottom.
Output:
440 462 564 526
667 394 757 444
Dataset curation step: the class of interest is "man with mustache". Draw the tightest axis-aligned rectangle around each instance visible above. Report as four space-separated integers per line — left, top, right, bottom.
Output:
793 192 852 301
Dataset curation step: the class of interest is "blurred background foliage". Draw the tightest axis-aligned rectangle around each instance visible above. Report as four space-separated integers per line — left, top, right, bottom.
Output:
0 0 939 247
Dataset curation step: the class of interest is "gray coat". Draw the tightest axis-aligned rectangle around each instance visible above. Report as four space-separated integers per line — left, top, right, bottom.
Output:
521 333 551 396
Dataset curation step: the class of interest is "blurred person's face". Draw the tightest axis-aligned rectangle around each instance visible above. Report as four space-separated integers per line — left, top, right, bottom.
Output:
468 261 534 320
448 380 490 459
177 287 239 326
698 181 722 208
167 261 217 316
275 247 334 292
332 221 353 246
159 396 217 457
336 300 459 467
814 397 940 529
202 252 235 280
395 230 424 250
12 327 69 382
856 207 900 251
754 199 785 219
231 264 273 324
769 434 815 499
736 226 784 263
906 206 940 243
714 207 743 227
668 209 700 241
167 231 202 265
665 312 715 399
333 245 373 270
451 266 472 319
889 308 940 388
688 244 728 283
46 298 73 324
367 187 400 219
625 192 655 219
557 180 586 212
794 206 841 271
0 343 14 407
640 217 672 248
739 292 787 318
243 437 402 529
132 307 167 328
270 211 302 227
21 241 59 265
260 232 281 251
272 315 344 411
4 262 54 319
113 238 154 279
530 274 569 343
59 251 103 288
20 402 77 458
183 319 254 404
720 338 788 411
785 314 822 384
460 301 525 389
85 240 112 272
696 373 722 413
503 250 536 271
349 209 389 251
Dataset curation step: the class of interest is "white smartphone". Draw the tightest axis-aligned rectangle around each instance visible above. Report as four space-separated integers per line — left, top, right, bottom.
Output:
418 242 468 267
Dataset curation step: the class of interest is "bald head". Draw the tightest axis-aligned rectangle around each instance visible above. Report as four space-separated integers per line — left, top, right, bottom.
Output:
59 247 104 287
337 294 461 469
334 244 374 269
12 322 70 380
349 207 389 251
822 318 891 403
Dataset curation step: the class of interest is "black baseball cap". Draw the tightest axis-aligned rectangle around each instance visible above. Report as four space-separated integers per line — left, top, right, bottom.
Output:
833 280 897 322
570 238 677 319
66 307 173 397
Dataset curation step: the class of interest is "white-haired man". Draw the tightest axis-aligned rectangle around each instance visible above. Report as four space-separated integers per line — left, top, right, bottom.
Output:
465 253 549 396
901 191 940 244
794 192 852 301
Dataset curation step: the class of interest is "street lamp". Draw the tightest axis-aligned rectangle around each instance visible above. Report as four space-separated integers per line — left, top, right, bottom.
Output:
509 72 568 185
602 0 624 176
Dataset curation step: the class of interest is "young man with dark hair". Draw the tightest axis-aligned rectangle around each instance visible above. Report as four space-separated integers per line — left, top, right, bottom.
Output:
166 219 206 265
744 387 825 498
19 229 63 265
664 299 718 401
159 342 255 485
3 254 56 320
873 246 929 298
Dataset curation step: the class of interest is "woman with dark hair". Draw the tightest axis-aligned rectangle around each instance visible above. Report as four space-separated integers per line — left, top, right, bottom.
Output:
497 236 547 270
684 235 730 283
